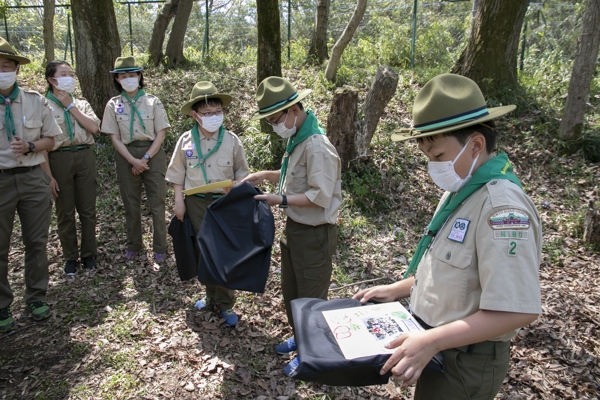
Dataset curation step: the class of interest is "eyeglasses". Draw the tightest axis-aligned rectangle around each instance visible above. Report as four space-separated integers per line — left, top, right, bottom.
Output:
265 109 289 126
196 110 223 117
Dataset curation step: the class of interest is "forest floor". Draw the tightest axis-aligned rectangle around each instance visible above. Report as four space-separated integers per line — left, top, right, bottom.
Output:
0 67 599 400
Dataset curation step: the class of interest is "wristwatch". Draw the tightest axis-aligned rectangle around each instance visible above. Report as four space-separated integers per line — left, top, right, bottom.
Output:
278 195 288 209
143 153 151 161
27 141 35 154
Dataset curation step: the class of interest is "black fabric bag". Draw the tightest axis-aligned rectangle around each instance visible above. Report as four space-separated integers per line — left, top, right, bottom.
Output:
197 182 274 293
289 298 446 386
167 214 198 281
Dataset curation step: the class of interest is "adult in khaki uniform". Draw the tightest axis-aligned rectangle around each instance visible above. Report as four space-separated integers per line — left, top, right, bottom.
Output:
242 77 341 372
101 57 170 262
166 82 249 327
0 38 61 333
354 74 542 399
41 60 100 275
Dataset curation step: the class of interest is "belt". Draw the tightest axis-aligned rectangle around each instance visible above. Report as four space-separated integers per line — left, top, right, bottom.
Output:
194 193 223 200
55 145 91 152
127 140 152 147
0 165 39 174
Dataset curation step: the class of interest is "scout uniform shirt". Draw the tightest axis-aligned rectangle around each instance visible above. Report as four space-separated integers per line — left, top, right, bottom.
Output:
101 92 170 143
49 98 100 150
165 128 249 191
283 134 342 226
410 179 542 342
0 89 61 168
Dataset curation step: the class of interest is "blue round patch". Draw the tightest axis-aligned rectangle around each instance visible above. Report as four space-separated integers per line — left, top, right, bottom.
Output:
185 150 193 157
117 107 124 114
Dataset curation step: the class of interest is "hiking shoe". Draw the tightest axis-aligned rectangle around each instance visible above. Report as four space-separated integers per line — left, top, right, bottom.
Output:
124 251 138 260
275 337 297 354
27 301 51 321
64 260 78 275
0 307 15 333
220 309 238 327
194 297 211 310
283 356 301 376
154 253 166 263
82 256 96 270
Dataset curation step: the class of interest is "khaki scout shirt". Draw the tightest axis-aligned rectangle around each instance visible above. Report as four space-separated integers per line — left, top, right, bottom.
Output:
165 129 249 193
49 98 100 150
283 134 342 226
410 179 542 342
101 92 170 144
0 88 61 169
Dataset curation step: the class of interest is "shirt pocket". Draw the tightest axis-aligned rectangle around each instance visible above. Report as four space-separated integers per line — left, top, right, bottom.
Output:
22 119 43 142
424 241 473 311
141 111 155 137
217 157 234 177
287 163 308 193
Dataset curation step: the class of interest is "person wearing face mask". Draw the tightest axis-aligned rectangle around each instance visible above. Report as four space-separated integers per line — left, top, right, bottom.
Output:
40 60 101 275
353 74 542 399
0 38 61 333
242 77 342 374
101 57 170 263
166 81 249 327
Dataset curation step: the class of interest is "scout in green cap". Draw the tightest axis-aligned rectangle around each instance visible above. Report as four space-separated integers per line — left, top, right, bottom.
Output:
354 74 542 399
0 37 62 333
166 81 249 327
101 56 171 263
242 76 342 375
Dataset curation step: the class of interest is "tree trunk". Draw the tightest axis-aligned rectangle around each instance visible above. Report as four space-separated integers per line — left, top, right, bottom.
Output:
327 65 398 170
257 0 283 168
558 0 600 139
451 0 528 95
306 0 330 65
165 0 194 68
324 0 367 82
148 0 180 67
584 201 600 246
43 0 55 65
71 0 120 117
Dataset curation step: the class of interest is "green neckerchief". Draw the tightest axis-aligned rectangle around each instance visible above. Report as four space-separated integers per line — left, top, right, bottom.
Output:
0 83 19 141
278 110 325 195
404 153 522 278
46 91 75 141
121 89 146 141
190 123 225 185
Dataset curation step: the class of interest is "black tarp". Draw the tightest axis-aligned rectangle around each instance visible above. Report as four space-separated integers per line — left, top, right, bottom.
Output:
168 214 198 281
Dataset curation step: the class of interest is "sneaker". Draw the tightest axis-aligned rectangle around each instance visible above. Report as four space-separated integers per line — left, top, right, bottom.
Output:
124 251 138 260
283 356 301 377
27 301 51 321
275 337 297 354
82 256 96 270
154 253 166 263
64 260 78 275
220 309 238 327
0 307 15 333
194 297 211 310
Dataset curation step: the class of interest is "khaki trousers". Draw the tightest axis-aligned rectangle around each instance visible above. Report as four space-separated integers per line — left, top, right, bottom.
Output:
48 147 97 260
0 166 52 308
114 142 167 254
280 217 337 331
184 195 235 311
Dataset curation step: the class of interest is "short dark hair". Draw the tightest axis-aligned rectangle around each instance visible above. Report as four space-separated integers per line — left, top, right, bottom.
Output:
192 98 223 112
417 122 497 154
113 71 144 93
45 60 71 92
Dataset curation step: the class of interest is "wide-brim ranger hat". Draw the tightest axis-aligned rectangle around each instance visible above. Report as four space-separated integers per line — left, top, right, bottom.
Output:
0 37 30 65
110 56 144 74
180 81 232 115
391 73 516 142
251 76 311 121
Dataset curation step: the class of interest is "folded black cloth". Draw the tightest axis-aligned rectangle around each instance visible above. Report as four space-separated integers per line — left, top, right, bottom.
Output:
168 214 198 281
197 182 274 293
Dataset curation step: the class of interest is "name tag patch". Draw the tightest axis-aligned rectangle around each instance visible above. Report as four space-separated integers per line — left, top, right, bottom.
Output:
494 230 528 240
448 218 470 243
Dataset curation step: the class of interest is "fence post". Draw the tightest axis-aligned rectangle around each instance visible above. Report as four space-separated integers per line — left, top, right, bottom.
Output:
202 0 209 57
287 0 291 61
410 0 418 69
64 13 70 61
128 3 134 55
3 12 9 43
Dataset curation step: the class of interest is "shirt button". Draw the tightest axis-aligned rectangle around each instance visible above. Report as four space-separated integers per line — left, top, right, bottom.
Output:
208 164 211 168
490 180 497 185
207 148 211 151
227 161 230 165
446 252 451 260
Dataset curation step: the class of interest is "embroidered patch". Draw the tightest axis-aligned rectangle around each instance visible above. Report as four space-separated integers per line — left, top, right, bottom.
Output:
116 103 124 114
447 218 470 243
488 208 530 230
494 231 529 240
183 142 195 150
185 150 194 158
508 240 518 257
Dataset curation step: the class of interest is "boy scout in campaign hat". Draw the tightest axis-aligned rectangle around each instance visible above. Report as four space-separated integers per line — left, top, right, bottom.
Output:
242 76 342 375
166 81 249 327
0 37 61 333
354 74 542 399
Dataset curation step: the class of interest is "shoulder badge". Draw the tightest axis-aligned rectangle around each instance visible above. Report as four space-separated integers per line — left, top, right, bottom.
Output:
488 208 530 230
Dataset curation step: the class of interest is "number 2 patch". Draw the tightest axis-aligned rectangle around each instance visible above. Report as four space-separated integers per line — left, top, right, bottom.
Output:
508 240 518 257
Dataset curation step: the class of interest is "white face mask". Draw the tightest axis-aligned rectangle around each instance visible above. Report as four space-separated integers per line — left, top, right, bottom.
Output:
119 77 139 92
272 111 297 139
199 114 224 133
427 137 479 192
0 71 17 90
53 76 76 93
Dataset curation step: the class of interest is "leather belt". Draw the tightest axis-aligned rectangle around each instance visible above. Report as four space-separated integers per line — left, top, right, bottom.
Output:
55 145 91 152
0 165 39 174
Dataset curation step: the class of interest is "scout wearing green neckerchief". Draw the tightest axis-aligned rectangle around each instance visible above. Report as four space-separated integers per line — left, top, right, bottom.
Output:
354 74 542 399
242 76 342 376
